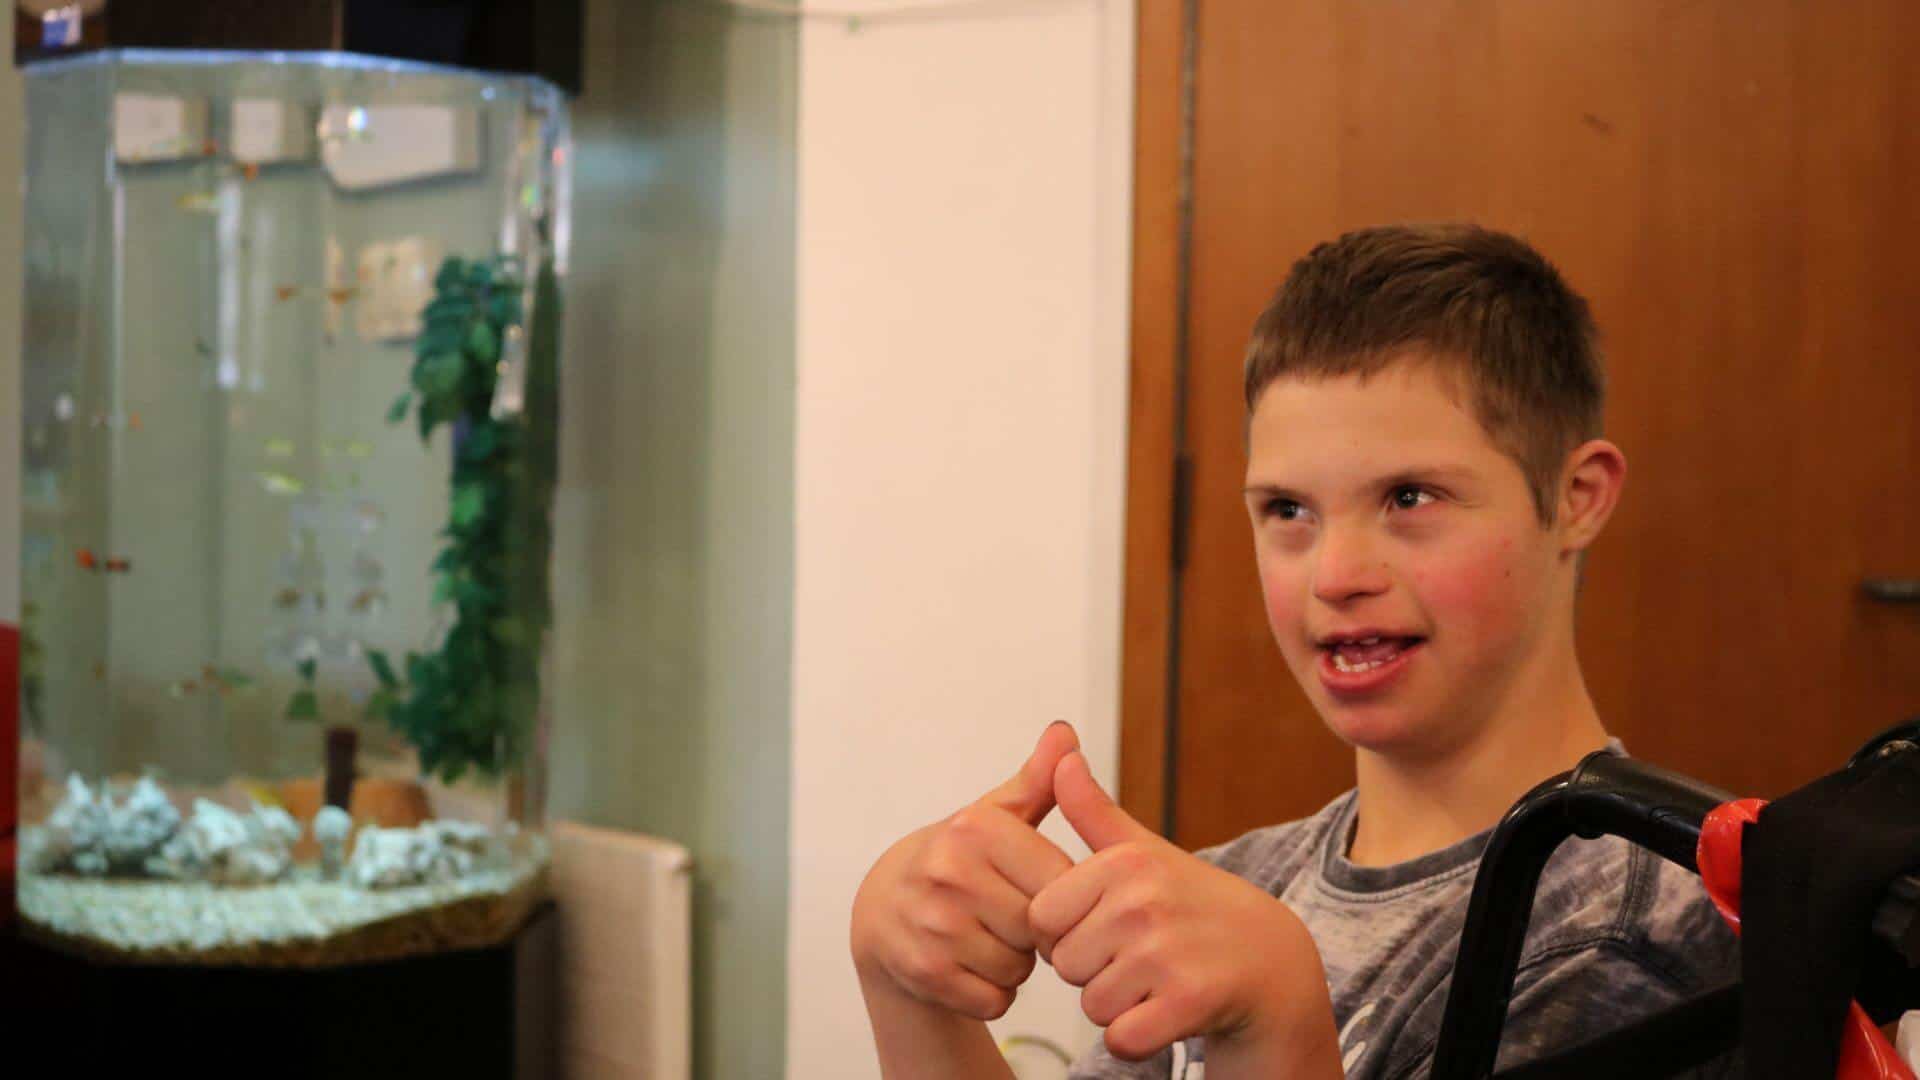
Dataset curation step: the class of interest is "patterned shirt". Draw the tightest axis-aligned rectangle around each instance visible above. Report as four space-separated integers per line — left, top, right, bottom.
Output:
1069 779 1740 1078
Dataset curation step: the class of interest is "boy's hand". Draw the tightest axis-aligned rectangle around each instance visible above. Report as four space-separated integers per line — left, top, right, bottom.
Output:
1033 752 1341 1068
851 722 1081 1021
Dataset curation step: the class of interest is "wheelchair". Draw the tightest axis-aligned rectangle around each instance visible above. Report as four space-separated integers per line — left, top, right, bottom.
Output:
1431 722 1920 1079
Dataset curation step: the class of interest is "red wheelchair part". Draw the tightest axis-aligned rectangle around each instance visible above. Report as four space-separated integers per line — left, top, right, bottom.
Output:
1698 798 1914 1080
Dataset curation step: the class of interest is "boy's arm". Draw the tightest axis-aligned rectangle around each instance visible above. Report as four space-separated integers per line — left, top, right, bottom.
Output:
859 968 1017 1080
1202 999 1344 1079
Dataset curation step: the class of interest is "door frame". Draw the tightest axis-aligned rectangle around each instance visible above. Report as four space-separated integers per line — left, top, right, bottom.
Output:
1119 0 1190 835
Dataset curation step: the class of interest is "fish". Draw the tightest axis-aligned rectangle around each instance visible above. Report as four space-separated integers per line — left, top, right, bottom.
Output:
76 548 130 572
273 586 303 609
240 163 260 182
92 662 106 681
257 470 305 496
200 665 256 694
273 285 359 303
348 587 386 614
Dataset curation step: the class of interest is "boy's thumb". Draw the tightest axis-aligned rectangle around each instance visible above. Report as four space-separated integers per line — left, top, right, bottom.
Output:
1054 750 1146 852
984 721 1080 826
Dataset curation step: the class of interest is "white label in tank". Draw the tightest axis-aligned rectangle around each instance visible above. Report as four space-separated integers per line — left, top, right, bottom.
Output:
319 104 482 191
230 99 315 165
112 93 209 163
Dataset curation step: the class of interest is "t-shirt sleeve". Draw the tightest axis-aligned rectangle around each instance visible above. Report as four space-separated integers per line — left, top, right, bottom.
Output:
1395 942 1737 1080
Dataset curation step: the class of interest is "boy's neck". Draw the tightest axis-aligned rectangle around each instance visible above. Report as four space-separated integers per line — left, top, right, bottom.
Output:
1345 654 1610 868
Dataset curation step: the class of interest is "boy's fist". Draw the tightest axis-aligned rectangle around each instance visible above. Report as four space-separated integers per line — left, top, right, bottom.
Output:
850 722 1081 1021
1033 751 1337 1063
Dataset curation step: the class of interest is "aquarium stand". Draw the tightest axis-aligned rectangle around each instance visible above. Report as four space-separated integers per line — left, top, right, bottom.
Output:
0 902 556 1078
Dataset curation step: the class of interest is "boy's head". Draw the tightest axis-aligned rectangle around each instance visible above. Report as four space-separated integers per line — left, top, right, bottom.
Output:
1245 223 1603 525
1240 224 1625 757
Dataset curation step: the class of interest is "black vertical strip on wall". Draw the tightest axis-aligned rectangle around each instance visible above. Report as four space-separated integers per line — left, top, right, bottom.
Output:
1160 0 1201 842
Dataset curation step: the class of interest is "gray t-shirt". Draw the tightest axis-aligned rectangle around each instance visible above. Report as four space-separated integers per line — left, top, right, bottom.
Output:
1069 784 1741 1079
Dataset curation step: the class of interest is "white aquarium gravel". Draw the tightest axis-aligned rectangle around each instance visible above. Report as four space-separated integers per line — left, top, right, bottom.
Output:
17 833 549 958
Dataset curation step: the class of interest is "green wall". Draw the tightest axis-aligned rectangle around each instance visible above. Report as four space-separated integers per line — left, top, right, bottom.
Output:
549 2 796 1077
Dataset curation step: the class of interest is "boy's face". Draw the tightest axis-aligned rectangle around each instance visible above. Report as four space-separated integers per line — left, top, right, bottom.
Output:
1243 357 1564 758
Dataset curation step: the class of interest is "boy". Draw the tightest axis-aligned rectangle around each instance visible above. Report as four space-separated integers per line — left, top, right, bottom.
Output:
849 224 1739 1077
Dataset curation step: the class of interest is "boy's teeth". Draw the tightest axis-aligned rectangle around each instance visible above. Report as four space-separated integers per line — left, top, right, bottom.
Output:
1329 636 1417 673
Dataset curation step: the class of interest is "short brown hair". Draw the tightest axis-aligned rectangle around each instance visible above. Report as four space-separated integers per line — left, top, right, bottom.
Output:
1243 223 1604 525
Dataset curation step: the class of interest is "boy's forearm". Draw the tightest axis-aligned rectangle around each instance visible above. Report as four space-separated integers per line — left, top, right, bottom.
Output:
1203 1029 1344 1080
860 970 1017 1080
1203 982 1345 1080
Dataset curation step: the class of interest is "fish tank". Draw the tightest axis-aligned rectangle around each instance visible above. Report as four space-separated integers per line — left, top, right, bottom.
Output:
14 49 569 965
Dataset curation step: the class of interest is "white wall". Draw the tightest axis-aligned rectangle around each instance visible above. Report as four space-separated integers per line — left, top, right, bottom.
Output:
788 1 1135 1074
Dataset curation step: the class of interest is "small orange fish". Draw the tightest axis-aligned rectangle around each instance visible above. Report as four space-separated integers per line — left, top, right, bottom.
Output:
274 586 302 609
128 412 142 432
327 287 359 304
241 163 260 182
78 548 131 572
275 285 300 302
92 662 106 681
348 587 386 614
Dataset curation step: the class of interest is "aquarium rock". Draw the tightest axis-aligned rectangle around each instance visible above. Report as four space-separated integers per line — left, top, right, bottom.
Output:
25 775 111 874
152 799 299 885
347 820 500 889
314 805 352 879
27 774 183 876
104 777 183 868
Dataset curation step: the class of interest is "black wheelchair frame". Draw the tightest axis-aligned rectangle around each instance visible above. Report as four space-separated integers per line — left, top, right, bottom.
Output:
1429 726 1920 1080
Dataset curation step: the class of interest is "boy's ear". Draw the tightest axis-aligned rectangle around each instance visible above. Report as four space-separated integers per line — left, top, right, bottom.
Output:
1556 439 1627 555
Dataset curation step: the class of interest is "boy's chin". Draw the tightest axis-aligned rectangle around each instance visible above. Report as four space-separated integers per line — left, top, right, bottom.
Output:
1316 701 1440 757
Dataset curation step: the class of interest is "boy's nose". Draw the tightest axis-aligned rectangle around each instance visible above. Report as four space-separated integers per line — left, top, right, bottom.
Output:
1311 529 1393 604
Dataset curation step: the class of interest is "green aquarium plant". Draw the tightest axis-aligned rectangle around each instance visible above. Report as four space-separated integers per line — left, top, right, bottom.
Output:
368 255 560 784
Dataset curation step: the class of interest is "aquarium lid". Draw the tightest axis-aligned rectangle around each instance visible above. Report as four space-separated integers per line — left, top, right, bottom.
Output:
14 0 582 95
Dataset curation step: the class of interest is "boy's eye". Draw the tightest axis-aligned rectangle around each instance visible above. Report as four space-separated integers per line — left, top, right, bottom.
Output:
1265 498 1306 522
1390 486 1435 511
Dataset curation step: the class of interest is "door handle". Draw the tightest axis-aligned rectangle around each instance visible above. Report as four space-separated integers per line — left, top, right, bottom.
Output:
1862 579 1920 604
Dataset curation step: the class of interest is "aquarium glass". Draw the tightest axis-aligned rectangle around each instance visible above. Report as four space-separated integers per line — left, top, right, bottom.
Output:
15 50 568 964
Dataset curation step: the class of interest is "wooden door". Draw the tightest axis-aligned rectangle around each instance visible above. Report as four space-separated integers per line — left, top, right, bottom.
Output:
1123 1 1920 850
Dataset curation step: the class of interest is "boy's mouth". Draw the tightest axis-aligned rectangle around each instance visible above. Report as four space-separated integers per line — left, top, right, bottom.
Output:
1317 633 1427 674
